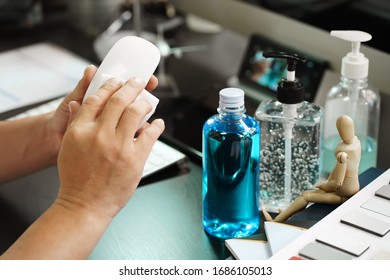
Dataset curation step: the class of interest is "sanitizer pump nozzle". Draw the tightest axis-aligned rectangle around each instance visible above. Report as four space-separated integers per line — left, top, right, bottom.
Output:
329 30 371 115
330 30 371 80
263 52 307 139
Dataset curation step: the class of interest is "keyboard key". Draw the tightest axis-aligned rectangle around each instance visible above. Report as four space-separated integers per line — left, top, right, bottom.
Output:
376 185 390 200
289 256 304 260
269 169 390 260
370 250 390 260
299 242 353 260
341 210 390 236
316 228 369 256
361 197 390 218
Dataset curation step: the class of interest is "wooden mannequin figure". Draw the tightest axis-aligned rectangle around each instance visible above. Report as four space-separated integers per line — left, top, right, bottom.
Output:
262 115 361 222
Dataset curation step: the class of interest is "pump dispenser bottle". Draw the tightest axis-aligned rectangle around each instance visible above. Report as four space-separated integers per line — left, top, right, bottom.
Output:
323 30 380 177
202 87 260 239
254 52 323 213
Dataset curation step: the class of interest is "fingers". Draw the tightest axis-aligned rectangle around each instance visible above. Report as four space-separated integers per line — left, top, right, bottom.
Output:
145 75 158 91
55 65 97 119
98 77 146 130
83 65 99 91
74 78 123 123
116 98 153 139
134 119 165 160
67 101 81 127
72 75 159 133
64 65 98 104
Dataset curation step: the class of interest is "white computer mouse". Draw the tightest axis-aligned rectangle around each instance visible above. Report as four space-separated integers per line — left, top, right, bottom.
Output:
84 35 161 127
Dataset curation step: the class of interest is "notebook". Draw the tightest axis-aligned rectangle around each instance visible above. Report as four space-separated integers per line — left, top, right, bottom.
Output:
0 43 90 114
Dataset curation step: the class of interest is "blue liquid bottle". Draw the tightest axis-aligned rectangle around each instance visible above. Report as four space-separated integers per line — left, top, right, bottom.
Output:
202 88 260 239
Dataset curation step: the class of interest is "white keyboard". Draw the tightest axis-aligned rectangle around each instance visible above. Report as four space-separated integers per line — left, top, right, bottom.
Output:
271 168 390 260
8 97 187 178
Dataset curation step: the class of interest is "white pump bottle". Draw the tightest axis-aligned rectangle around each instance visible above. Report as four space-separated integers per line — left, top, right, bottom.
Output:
322 30 380 177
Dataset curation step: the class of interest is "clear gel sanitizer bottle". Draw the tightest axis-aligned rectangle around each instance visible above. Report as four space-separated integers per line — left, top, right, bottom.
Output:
202 87 260 239
323 30 380 177
254 52 324 213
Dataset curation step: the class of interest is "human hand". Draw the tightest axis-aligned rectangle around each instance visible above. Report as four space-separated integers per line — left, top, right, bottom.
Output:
43 65 96 166
45 65 158 165
55 76 164 220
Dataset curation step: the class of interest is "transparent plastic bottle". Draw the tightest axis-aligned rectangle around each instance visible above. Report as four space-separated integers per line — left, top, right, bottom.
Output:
323 77 380 176
323 31 380 178
202 87 260 239
254 52 324 213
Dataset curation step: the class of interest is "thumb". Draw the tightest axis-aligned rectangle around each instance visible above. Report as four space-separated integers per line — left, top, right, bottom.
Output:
68 101 81 126
67 65 97 103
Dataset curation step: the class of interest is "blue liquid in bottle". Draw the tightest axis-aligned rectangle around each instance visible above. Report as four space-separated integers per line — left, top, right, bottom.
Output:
202 88 260 240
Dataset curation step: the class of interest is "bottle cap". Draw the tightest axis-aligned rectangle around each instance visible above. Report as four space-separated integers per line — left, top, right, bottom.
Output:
219 87 245 109
263 52 306 104
331 30 371 79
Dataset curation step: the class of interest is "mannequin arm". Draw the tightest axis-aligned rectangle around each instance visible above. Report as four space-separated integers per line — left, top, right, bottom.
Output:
316 152 348 192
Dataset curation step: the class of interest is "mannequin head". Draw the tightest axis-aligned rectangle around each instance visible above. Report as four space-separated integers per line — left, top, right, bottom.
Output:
336 115 355 144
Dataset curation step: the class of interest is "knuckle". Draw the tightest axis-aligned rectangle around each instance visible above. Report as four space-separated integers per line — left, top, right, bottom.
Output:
66 125 85 142
127 99 152 116
100 79 122 92
125 104 144 118
84 94 103 106
109 93 129 107
125 78 145 91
